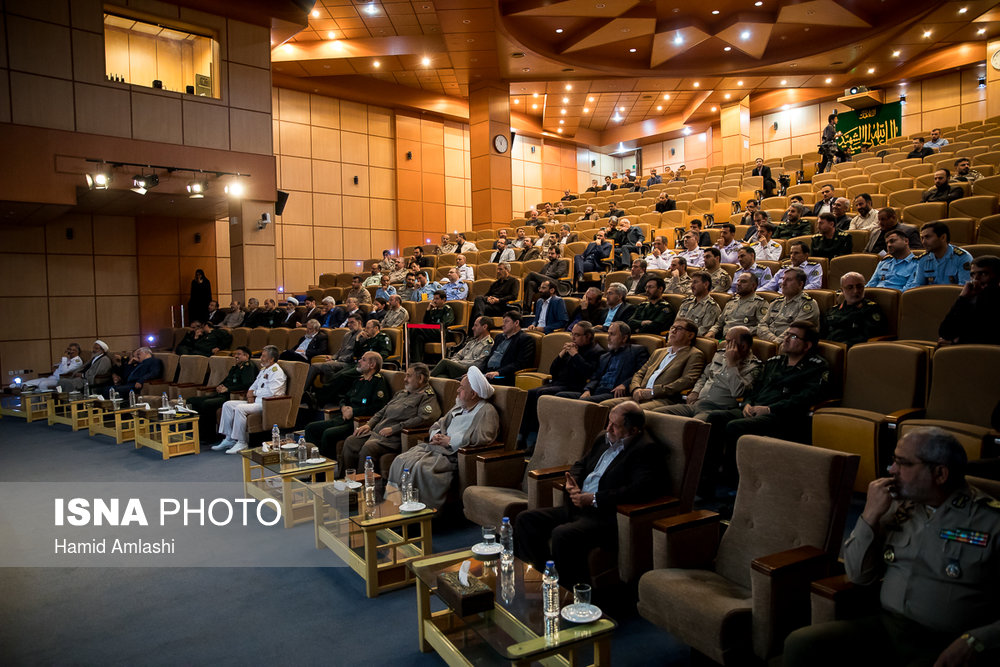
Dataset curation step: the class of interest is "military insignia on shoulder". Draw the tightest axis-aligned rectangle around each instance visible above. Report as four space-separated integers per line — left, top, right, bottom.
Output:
803 303 813 312
955 247 965 255
425 387 435 394
986 499 1000 510
423 404 433 413
805 260 817 266
952 494 970 509
271 365 279 372
781 260 792 267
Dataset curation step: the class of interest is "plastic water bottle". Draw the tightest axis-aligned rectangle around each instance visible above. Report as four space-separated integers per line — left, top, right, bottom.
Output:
543 561 560 618
400 468 412 503
108 387 117 401
364 456 375 489
129 390 136 407
297 437 307 464
83 380 89 397
500 516 514 566
161 392 169 409
271 424 281 450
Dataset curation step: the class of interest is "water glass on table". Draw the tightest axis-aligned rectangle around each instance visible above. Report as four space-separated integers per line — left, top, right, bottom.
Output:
482 524 497 547
573 583 591 606
344 468 356 484
408 487 419 506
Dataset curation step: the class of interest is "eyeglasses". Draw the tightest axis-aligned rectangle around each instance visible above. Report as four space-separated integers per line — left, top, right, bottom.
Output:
782 332 801 340
889 455 937 468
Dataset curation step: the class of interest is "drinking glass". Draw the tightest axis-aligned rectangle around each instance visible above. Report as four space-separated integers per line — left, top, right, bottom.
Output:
573 583 592 606
409 487 420 505
310 446 320 459
344 468 356 485
482 525 497 546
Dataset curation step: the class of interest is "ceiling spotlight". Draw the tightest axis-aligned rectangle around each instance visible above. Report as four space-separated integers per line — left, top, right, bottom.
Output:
533 92 539 98
327 31 336 39
557 128 563 133
656 105 663 110
740 31 750 40
628 48 637 53
674 34 684 45
565 84 572 90
978 28 987 35
959 6 967 13
561 108 567 114
663 93 671 99
373 60 380 68
724 93 731 99
619 106 625 111
555 28 564 33
683 127 692 135
225 179 244 198
559 119 565 124
693 81 700 87
724 46 732 51
922 30 931 38
532 104 538 109
187 180 206 199
712 9 720 14
311 9 320 18
583 107 589 112
710 106 717 111
130 173 158 195
365 3 378 15
755 1 763 5
867 67 875 74
825 77 832 83
892 50 900 57
780 79 787 84
613 114 622 122
86 169 111 190
563 97 569 103
589 96 595 102
421 56 430 66
513 99 519 104
737 80 743 85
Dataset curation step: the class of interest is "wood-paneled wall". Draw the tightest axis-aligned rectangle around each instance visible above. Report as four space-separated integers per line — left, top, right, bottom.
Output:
510 136 582 216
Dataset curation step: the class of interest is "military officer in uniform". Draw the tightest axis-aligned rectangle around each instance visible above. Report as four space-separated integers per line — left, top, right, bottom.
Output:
729 247 773 294
627 277 676 334
191 346 256 444
338 363 442 475
811 212 853 259
866 229 919 291
750 221 784 261
824 272 886 347
758 268 821 343
302 352 392 459
407 290 456 363
212 345 287 454
665 256 693 295
904 221 974 290
431 316 494 379
708 272 769 338
759 241 823 292
355 319 393 359
703 247 732 292
676 272 722 336
784 427 1000 667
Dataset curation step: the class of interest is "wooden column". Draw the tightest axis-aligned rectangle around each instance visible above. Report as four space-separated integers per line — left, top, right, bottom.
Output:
987 39 1000 121
720 95 751 165
228 198 276 304
469 80 512 231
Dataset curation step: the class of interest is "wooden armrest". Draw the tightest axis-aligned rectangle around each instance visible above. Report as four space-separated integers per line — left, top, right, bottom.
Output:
476 448 528 463
457 441 503 454
867 335 895 342
514 367 539 375
617 495 680 517
810 574 857 600
402 427 431 435
751 545 826 576
354 415 371 424
885 407 924 427
812 398 842 410
652 509 719 534
263 395 290 401
528 465 572 480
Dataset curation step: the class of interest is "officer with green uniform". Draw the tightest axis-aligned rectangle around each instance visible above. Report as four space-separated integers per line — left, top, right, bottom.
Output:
408 290 456 362
339 363 442 474
757 267 820 343
708 272 769 338
354 320 393 359
810 229 852 259
188 346 257 443
314 320 395 406
675 273 722 336
303 351 392 459
784 428 1000 666
627 276 676 334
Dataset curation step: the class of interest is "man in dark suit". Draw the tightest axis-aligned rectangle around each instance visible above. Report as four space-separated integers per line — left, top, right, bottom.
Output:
568 287 608 328
811 183 836 217
601 175 617 191
515 401 665 587
573 230 613 285
523 246 570 307
559 321 649 401
106 347 163 397
278 319 329 362
752 157 776 198
410 246 434 268
525 280 568 334
864 207 922 253
654 192 676 213
593 284 635 332
296 297 321 327
243 298 267 328
467 262 520 331
518 321 603 449
623 259 652 296
614 218 645 269
205 301 226 326
477 311 536 386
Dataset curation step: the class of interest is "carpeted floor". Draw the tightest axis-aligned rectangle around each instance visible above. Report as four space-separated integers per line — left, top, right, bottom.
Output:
0 417 691 666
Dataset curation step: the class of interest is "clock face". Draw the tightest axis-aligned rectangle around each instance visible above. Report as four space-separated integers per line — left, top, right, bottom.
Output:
992 49 1000 71
493 134 509 153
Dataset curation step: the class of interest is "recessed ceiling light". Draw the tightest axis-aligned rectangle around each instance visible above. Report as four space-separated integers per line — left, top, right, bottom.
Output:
724 93 731 99
563 97 569 103
311 9 320 18
978 28 987 35
619 106 625 111
365 3 378 15
825 77 832 83
754 1 763 5
663 93 670 99
557 128 563 133
656 105 663 110
867 67 875 74
683 127 692 135
712 9 720 14
674 34 684 45
327 31 336 39
532 104 538 109
583 107 590 113
693 81 700 87
561 108 567 114
780 79 787 84
959 6 968 13
565 84 572 91
589 96 595 102
533 93 539 98
559 119 564 124
629 48 637 53
892 50 901 57
723 46 732 51
523 66 531 72
737 80 743 85
711 106 717 111
740 31 750 40
555 28 564 33
373 60 380 67
922 30 932 38
421 57 430 66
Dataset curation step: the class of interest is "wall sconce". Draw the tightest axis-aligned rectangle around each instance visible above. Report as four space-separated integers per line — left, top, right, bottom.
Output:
591 159 596 167
772 122 779 131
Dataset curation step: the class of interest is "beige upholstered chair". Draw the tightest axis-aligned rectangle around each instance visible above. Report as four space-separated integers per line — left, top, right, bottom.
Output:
166 355 211 399
192 356 237 398
812 343 928 492
637 436 859 665
143 352 178 394
245 360 309 436
462 396 608 528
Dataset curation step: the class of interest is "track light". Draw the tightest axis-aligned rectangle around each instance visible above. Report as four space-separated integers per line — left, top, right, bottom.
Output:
225 179 244 197
86 170 112 190
187 180 207 198
130 173 158 195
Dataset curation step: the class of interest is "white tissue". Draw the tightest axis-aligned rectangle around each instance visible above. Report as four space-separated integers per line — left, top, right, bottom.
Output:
458 560 471 587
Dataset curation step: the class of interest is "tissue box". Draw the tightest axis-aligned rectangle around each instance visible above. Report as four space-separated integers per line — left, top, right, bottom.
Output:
436 571 494 617
250 448 281 466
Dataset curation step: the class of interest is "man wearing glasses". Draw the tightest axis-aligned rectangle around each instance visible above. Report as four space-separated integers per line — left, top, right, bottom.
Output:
784 427 1000 666
701 321 828 496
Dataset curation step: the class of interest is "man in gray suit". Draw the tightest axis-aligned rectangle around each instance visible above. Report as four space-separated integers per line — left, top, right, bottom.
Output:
57 340 113 392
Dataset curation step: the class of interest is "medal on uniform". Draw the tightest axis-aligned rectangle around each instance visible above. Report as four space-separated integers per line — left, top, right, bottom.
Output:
883 546 895 563
945 559 962 579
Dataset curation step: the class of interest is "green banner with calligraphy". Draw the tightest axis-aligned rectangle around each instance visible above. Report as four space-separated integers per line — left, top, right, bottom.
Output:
836 102 902 154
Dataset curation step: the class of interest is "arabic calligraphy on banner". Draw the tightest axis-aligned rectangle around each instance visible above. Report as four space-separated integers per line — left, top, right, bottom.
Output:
836 102 903 154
